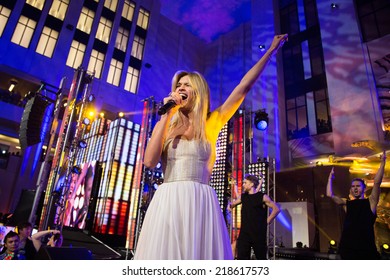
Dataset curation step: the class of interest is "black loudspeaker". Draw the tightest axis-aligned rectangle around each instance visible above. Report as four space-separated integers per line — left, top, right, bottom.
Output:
11 189 36 226
19 95 50 149
35 247 93 260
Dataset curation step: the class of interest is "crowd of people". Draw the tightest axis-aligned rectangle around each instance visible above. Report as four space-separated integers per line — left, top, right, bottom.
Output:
0 221 62 260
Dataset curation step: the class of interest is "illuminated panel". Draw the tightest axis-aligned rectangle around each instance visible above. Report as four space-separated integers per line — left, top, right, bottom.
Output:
84 136 92 162
247 160 269 193
99 133 108 162
96 136 104 160
103 119 117 162
209 124 229 209
92 117 140 236
125 125 140 248
126 101 147 250
86 136 94 162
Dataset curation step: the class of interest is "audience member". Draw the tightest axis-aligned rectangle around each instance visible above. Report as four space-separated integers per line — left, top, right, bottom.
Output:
0 225 6 252
17 221 36 259
0 231 26 260
32 229 63 252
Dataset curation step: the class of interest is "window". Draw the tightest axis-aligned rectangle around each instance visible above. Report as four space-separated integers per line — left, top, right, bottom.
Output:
104 0 118 12
0 5 11 37
107 58 122 86
280 0 331 140
137 8 149 30
48 0 69 21
115 26 129 52
87 49 105 79
131 35 144 60
124 66 139 93
76 7 95 34
11 16 37 48
355 0 390 42
308 36 324 76
36 26 58 57
314 89 332 134
66 40 86 69
304 0 318 28
96 17 112 44
280 2 299 35
122 0 135 21
26 0 45 10
287 96 309 140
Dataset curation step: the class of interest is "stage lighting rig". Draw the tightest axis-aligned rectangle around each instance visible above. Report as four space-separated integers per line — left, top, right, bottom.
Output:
254 110 268 131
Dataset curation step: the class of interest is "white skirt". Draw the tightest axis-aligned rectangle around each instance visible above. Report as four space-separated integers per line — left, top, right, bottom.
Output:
134 181 233 260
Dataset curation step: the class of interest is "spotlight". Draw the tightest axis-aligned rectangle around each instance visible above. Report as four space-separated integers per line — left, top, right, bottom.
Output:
87 94 95 103
71 165 82 174
254 110 268 131
316 161 323 166
117 112 125 118
258 45 266 52
328 239 338 254
99 112 105 118
381 243 390 255
9 80 17 92
82 117 91 125
330 3 338 9
78 140 87 148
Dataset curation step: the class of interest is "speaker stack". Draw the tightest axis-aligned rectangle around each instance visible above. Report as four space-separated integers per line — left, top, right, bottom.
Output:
19 95 50 149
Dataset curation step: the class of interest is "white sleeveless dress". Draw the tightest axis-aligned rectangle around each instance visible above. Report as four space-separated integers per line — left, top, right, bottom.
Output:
134 138 233 260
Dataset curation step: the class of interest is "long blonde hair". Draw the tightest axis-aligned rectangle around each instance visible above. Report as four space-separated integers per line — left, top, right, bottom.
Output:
169 70 210 141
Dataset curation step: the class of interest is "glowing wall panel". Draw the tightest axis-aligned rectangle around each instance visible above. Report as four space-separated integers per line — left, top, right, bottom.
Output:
92 118 141 236
210 124 229 209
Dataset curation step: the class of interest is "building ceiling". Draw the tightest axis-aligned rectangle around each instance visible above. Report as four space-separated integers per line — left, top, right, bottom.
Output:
159 0 251 42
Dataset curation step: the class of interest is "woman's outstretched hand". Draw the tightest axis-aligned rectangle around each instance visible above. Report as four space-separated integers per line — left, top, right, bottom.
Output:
269 34 288 55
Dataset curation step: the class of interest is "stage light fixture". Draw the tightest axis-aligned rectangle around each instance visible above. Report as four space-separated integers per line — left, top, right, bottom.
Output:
71 165 82 174
99 112 105 118
331 3 338 9
87 94 95 103
258 45 266 52
254 110 268 131
117 112 125 118
83 117 91 125
78 140 87 148
8 80 17 92
382 243 389 254
328 239 338 254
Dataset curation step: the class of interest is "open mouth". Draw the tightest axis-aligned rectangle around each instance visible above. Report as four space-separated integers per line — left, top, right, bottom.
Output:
179 93 188 100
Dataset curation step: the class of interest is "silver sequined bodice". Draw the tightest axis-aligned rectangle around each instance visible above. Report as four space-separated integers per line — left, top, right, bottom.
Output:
162 139 211 185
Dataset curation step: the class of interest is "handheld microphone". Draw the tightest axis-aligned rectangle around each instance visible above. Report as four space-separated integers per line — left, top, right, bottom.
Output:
157 94 187 115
